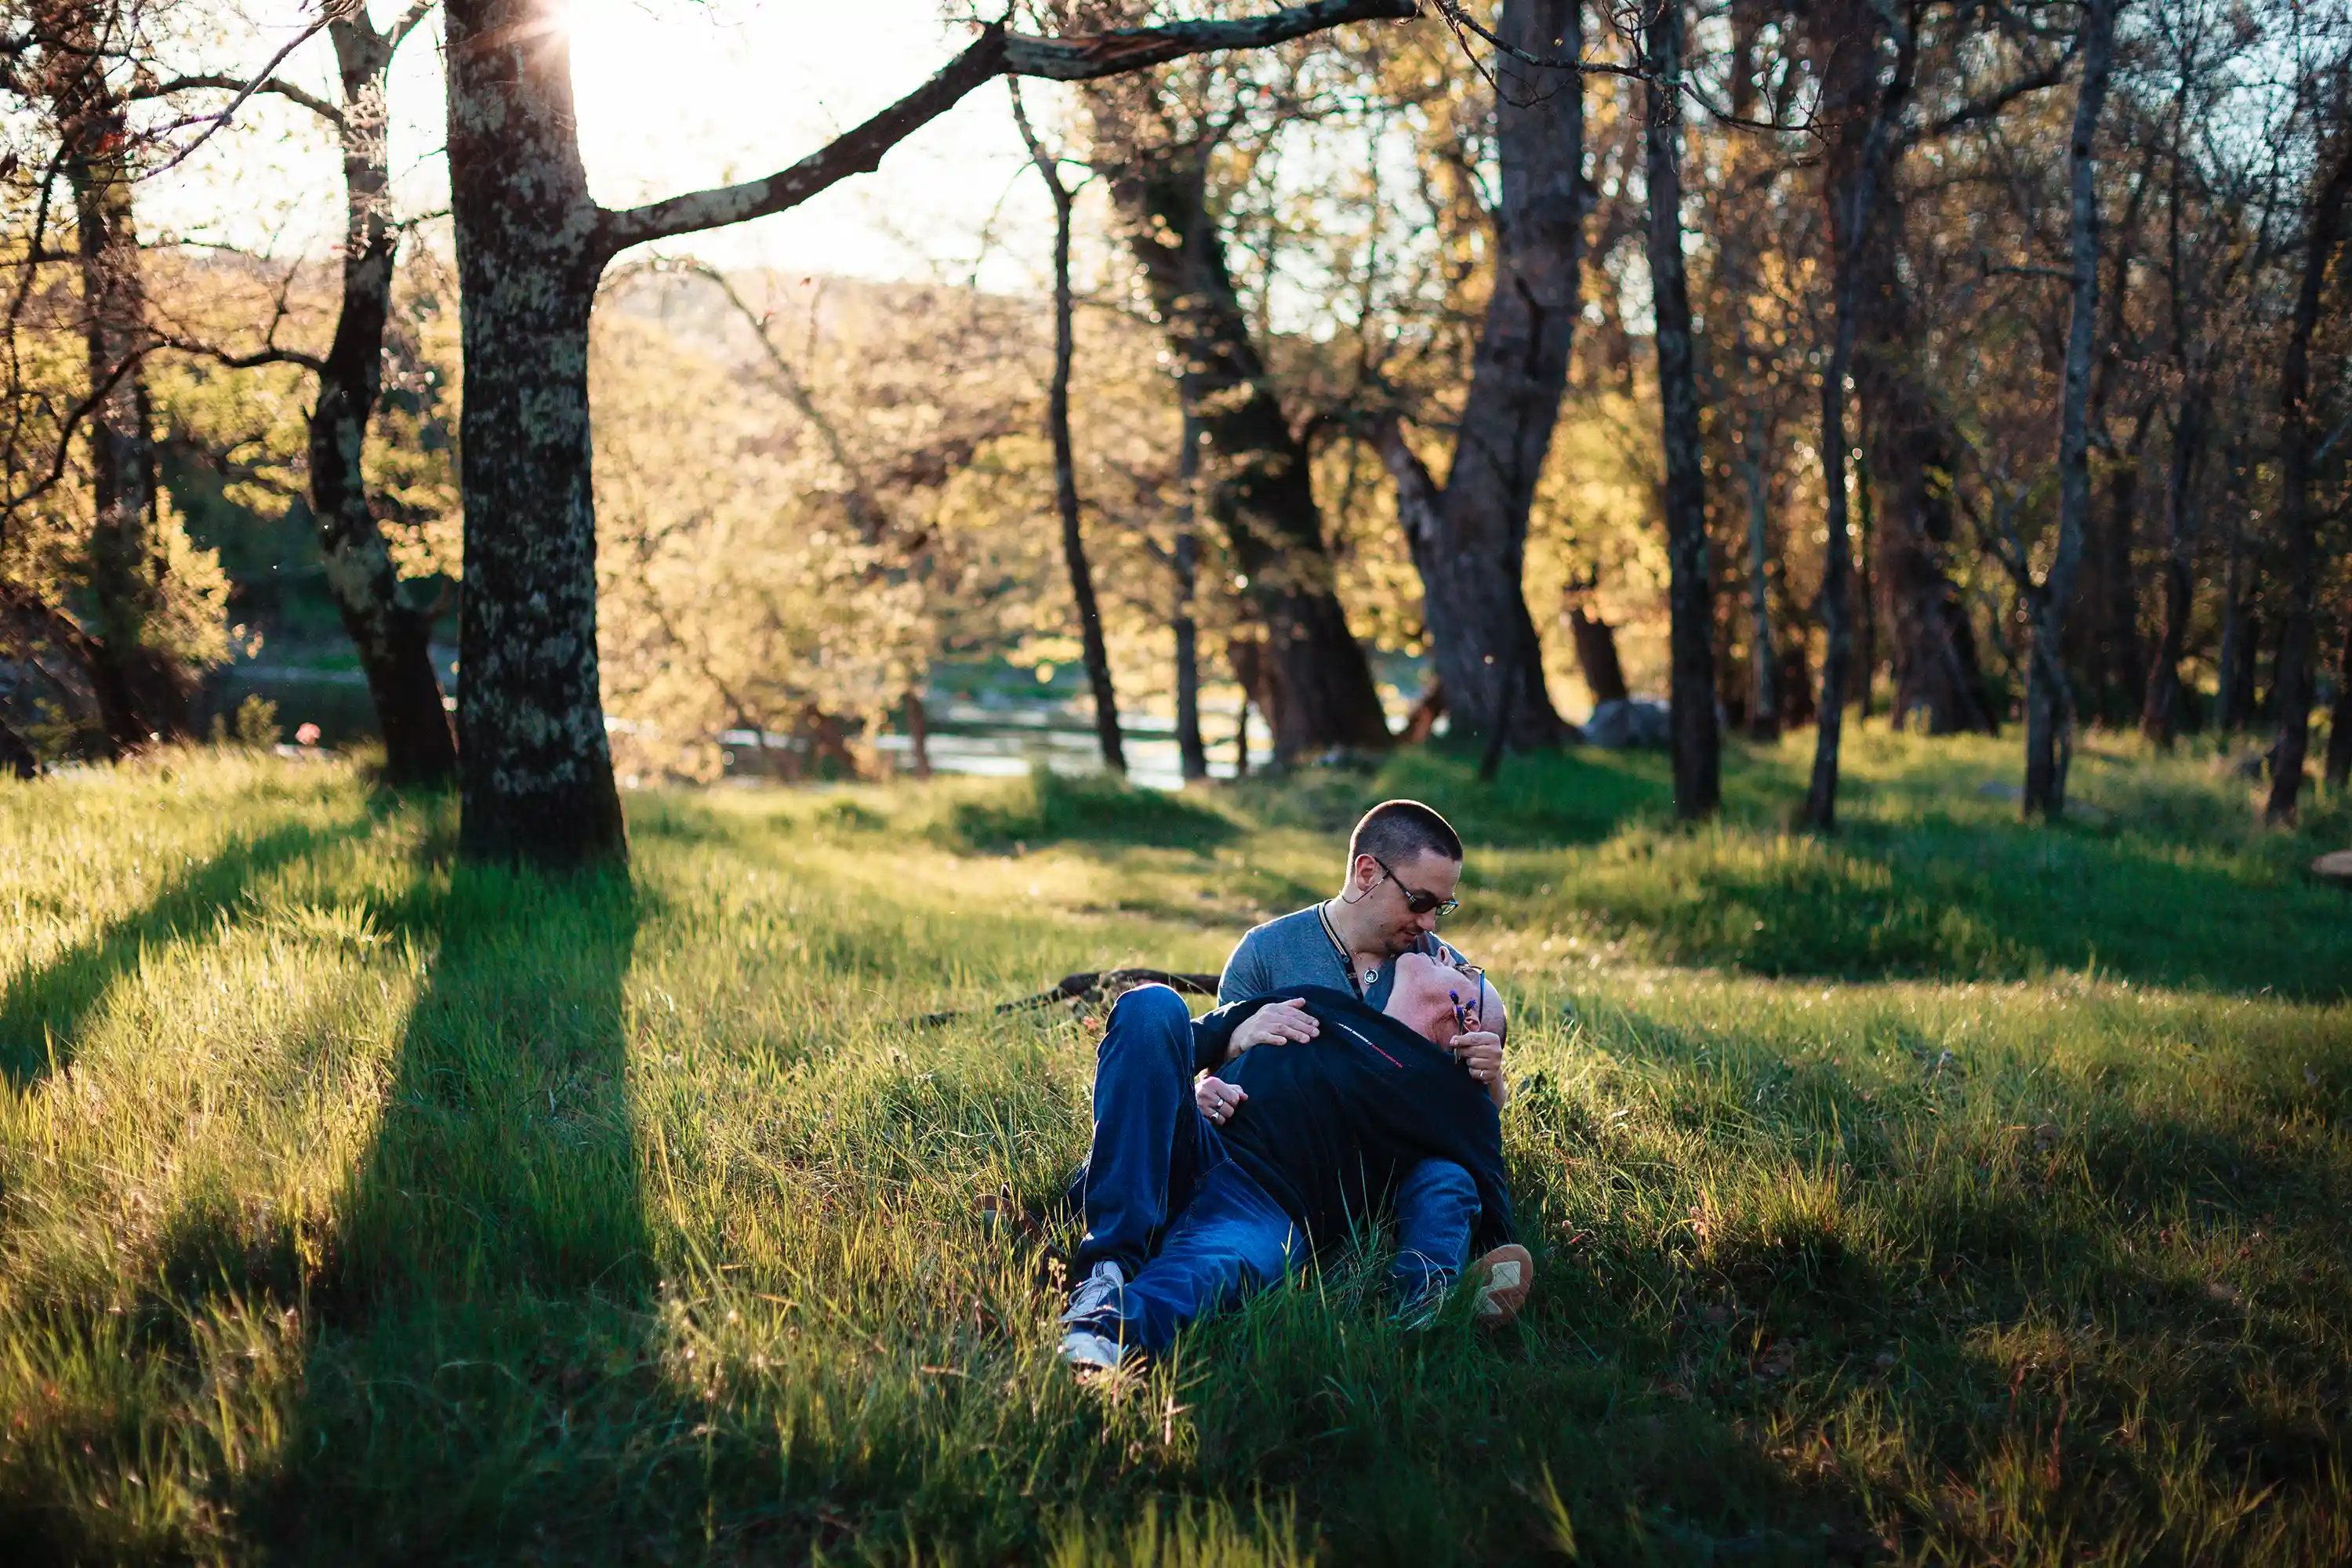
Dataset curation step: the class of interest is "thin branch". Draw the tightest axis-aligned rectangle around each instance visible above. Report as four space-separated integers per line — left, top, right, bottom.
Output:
1424 0 1650 79
140 9 341 180
390 0 440 51
1007 79 1076 202
597 1 1418 254
1002 0 1419 79
1980 256 2074 281
2313 408 2352 466
0 350 147 546
1910 41 2074 145
643 260 898 546
152 336 327 376
132 71 343 129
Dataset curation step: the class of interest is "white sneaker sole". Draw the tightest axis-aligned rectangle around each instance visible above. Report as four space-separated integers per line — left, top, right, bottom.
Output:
1472 1244 1533 1327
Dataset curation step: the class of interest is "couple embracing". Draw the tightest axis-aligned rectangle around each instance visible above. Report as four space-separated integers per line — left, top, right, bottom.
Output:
1056 800 1531 1372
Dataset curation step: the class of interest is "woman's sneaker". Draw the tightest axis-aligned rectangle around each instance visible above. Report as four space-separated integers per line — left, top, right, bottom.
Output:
1056 1260 1132 1373
1471 1244 1533 1327
1057 1259 1125 1327
1057 1325 1130 1373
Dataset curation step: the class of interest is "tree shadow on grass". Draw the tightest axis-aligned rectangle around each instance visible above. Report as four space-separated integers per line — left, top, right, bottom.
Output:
0 815 372 1088
245 861 667 1559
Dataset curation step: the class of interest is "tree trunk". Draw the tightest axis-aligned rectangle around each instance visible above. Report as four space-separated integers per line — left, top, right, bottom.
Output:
1374 0 1584 752
2325 618 2352 793
904 688 932 779
2021 0 2114 822
0 714 36 779
1566 603 1629 706
1840 50 1993 743
1803 10 1916 832
0 576 132 755
2215 523 2256 734
45 3 187 750
314 13 459 787
1807 323 1860 830
1643 0 1717 818
1020 103 1124 775
444 0 626 864
1777 590 1816 728
1740 403 1778 742
2263 107 2352 826
1867 394 1996 734
2075 153 2158 728
2140 388 2201 747
1400 677 1446 743
1855 445 1876 718
1839 45 1994 739
1173 408 1208 782
2091 433 2147 725
1093 128 1388 761
1228 638 1266 778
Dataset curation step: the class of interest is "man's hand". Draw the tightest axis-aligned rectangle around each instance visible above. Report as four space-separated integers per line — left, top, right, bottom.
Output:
1224 997 1318 1061
1449 1029 1504 1087
1195 1076 1247 1126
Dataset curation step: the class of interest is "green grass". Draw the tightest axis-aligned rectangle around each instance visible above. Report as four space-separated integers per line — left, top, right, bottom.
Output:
1 732 2348 1563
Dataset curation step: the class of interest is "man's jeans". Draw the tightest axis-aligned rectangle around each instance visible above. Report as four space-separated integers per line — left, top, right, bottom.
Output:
1071 985 1479 1350
1389 1156 1480 1303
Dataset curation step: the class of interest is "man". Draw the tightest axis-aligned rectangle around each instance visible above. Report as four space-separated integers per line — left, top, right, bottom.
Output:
1199 800 1512 1306
1058 952 1526 1370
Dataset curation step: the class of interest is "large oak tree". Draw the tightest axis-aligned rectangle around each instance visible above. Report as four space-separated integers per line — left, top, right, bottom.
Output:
437 0 1415 864
1375 0 1588 754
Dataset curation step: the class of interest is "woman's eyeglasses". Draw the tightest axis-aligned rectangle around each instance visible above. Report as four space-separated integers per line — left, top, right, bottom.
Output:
1371 855 1460 917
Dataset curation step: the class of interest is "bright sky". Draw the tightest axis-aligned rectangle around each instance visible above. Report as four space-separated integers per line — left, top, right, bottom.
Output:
151 1 1069 289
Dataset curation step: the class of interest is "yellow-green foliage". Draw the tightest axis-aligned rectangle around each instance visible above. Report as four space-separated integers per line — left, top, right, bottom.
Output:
590 299 931 782
1 736 2347 1563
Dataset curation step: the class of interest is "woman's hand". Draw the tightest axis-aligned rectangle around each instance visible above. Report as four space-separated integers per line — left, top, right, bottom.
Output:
1196 1076 1247 1126
1224 997 1318 1061
1449 1029 1504 1087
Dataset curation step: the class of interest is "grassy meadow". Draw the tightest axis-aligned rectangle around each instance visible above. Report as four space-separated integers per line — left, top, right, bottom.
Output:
2 731 2349 1563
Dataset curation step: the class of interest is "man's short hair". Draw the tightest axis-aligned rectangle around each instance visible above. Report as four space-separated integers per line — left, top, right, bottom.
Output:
1348 800 1463 868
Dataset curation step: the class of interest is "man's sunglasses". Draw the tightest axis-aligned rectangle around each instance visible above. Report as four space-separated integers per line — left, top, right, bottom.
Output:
1371 855 1460 917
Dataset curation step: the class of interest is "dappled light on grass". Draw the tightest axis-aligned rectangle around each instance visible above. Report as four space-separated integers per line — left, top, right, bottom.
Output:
0 735 2347 1561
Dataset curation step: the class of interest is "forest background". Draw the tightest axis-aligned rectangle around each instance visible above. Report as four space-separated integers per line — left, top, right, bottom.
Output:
3 0 2344 831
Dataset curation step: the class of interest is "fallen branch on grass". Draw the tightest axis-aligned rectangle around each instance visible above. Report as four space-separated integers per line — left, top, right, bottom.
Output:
910 968 1220 1028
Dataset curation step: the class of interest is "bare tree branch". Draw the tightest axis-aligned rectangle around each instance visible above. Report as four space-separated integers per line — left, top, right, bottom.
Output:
151 336 327 376
139 9 341 180
1425 0 1649 79
597 1 1419 254
1910 41 2074 145
131 71 344 129
390 0 440 51
0 350 147 546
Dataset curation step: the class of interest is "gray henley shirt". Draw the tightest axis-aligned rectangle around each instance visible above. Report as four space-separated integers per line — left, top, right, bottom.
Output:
1217 904 1468 1010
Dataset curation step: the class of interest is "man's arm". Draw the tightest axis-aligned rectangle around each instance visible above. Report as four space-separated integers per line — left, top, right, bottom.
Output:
1189 996 1255 1075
